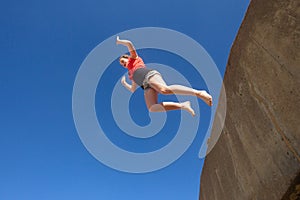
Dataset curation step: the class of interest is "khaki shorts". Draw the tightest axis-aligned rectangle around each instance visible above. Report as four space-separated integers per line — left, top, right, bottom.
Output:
142 70 161 90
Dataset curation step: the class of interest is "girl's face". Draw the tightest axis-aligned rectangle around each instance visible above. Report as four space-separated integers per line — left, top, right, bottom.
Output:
119 57 128 68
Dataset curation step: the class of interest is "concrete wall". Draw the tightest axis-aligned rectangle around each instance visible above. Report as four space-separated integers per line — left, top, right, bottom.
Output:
199 0 300 199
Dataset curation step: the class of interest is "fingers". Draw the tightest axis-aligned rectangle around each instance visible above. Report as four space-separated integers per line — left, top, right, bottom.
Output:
121 76 126 83
116 36 121 45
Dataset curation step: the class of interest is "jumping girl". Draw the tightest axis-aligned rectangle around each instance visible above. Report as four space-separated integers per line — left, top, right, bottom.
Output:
116 36 212 116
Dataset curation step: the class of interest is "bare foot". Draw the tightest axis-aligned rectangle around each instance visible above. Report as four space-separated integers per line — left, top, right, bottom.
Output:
196 90 213 106
181 101 195 116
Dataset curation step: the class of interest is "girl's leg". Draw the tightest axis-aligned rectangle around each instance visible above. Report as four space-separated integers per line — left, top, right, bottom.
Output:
148 74 213 106
144 88 195 116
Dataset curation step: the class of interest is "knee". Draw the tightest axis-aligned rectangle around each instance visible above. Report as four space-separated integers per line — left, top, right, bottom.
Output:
158 86 172 95
148 104 163 112
147 104 155 112
148 106 155 112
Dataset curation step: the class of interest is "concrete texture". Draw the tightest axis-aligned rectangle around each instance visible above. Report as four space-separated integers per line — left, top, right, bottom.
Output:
281 173 300 200
199 0 300 199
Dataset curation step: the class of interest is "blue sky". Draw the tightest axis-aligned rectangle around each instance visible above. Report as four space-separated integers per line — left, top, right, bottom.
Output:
1 1 249 200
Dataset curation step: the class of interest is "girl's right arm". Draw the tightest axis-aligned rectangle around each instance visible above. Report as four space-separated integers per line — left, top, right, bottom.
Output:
121 76 137 93
116 36 138 58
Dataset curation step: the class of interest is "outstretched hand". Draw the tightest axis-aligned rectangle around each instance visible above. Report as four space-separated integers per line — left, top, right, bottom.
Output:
116 36 121 45
116 36 131 46
121 75 126 85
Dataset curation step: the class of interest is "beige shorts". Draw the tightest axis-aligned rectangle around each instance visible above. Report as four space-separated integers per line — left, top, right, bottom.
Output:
142 70 161 90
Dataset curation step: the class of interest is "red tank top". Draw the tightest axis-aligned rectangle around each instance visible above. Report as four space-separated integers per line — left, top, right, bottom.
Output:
127 57 145 80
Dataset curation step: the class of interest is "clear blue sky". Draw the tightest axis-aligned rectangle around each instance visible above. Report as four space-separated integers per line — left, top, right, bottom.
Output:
0 1 249 200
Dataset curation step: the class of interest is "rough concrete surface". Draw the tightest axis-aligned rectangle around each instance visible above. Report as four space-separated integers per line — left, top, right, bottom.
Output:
199 0 300 199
